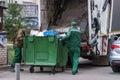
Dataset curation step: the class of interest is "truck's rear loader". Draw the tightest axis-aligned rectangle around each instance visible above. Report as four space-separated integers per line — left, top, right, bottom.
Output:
38 0 120 65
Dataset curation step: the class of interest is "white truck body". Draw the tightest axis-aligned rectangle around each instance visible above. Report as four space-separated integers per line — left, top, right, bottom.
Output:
88 0 120 57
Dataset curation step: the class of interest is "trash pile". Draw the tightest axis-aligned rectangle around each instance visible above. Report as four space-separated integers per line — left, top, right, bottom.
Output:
29 29 66 39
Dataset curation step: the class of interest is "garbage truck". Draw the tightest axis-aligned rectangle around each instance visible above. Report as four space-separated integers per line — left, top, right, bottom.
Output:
36 0 120 65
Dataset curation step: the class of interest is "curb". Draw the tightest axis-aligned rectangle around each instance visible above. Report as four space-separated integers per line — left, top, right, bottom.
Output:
0 65 10 70
0 63 26 69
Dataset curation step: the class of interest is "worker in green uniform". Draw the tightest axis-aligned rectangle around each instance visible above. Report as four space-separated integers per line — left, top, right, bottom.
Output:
10 23 28 72
62 21 80 75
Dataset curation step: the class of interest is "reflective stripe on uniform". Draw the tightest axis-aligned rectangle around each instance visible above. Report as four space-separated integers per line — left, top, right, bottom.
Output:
71 30 80 32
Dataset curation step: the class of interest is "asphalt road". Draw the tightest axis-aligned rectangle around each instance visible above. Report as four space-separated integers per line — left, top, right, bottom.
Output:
0 58 120 80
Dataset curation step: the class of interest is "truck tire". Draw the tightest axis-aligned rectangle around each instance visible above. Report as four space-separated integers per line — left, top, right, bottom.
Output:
92 56 109 66
111 66 120 72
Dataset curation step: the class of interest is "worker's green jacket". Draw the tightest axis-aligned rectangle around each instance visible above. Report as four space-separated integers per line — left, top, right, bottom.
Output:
62 27 80 48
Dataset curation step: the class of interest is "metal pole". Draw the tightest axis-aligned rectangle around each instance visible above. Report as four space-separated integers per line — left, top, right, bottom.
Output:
15 63 20 80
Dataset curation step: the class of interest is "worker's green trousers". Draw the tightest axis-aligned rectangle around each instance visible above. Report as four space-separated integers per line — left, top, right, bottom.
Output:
69 47 80 73
12 46 22 65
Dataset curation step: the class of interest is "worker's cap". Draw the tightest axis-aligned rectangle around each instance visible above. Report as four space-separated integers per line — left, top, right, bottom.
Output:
71 21 77 26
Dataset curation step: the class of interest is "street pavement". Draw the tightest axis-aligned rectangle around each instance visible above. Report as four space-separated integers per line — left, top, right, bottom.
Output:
0 58 120 80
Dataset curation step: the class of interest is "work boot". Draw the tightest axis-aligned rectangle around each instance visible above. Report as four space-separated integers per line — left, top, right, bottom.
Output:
10 64 24 72
10 64 15 72
10 68 24 72
10 68 15 72
72 70 78 75
20 68 24 71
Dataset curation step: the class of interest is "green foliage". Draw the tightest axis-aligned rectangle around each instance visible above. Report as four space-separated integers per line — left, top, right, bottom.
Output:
7 45 14 64
3 3 22 41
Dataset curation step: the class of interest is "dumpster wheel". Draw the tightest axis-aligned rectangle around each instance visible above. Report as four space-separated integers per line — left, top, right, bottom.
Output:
30 66 34 73
61 66 65 72
40 67 43 72
52 66 56 75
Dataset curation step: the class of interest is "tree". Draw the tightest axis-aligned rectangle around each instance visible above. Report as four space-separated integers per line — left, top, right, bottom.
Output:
3 3 22 41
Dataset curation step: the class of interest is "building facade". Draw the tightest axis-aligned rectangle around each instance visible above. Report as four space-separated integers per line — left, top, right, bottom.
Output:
0 1 7 65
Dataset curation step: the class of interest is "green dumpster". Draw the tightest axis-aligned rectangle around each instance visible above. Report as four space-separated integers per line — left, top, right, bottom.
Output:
23 35 68 73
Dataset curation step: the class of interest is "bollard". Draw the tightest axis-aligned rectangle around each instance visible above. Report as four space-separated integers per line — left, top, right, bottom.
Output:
15 63 20 80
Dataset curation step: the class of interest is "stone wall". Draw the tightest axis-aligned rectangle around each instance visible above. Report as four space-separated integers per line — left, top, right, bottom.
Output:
0 47 7 65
